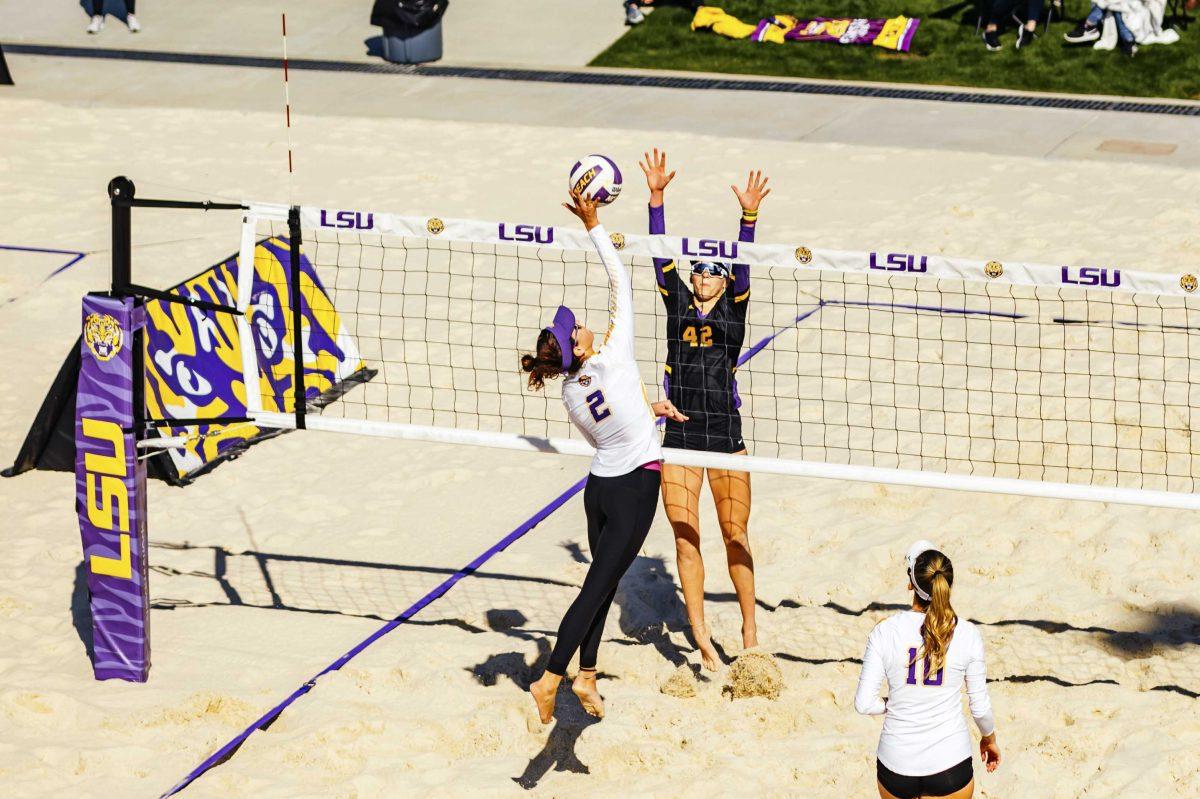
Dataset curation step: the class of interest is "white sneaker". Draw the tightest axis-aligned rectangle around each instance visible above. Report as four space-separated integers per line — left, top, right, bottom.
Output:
87 15 104 34
625 3 645 25
126 14 141 33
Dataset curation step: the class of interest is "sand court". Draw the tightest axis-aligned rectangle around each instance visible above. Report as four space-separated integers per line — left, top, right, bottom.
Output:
2 13 1200 796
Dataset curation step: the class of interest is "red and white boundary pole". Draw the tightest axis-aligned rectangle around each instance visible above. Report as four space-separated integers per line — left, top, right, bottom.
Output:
280 14 295 187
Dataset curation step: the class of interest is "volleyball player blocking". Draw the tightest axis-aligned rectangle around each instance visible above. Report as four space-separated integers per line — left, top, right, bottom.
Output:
641 148 769 670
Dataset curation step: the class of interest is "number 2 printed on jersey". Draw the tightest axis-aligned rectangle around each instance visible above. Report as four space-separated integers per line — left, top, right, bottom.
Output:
586 390 611 422
905 648 944 686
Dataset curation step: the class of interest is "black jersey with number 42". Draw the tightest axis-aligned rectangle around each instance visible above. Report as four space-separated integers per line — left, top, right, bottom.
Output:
650 203 754 451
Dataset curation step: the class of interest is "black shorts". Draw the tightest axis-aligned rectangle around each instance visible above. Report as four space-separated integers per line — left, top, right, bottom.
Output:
877 758 972 799
661 414 745 454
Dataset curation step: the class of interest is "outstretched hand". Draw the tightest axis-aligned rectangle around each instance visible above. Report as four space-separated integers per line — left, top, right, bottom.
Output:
563 189 601 231
639 148 676 205
732 170 771 213
651 399 689 422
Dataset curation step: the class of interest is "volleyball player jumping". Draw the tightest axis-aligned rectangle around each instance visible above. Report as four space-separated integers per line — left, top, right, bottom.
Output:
855 543 1002 798
641 148 769 670
521 189 686 724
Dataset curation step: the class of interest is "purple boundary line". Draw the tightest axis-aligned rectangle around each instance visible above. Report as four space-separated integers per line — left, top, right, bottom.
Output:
0 244 88 304
162 301 833 796
162 474 589 797
159 289 1050 795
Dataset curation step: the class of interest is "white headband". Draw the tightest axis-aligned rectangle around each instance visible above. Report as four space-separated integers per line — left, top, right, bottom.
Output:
905 539 937 602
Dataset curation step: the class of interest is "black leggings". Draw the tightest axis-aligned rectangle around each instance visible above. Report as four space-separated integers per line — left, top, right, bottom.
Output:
92 0 136 14
546 467 661 675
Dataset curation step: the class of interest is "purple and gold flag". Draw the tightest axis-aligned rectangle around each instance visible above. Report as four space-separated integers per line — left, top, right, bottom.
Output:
693 7 921 53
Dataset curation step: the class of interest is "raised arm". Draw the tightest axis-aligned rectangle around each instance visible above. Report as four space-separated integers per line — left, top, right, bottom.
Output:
563 189 636 362
640 148 680 294
854 628 888 716
730 169 770 302
592 224 636 361
561 187 638 359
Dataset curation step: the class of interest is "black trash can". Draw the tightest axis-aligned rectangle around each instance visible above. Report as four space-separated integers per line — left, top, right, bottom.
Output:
371 0 449 65
381 20 443 64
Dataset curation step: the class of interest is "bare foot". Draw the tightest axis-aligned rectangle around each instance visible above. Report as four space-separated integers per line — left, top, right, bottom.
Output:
691 622 720 671
572 669 605 718
742 622 759 651
529 673 561 724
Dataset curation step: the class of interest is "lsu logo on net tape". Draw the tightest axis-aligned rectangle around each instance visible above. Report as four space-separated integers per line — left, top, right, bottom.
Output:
985 261 1004 279
609 232 626 250
84 312 123 362
426 217 445 235
794 247 813 265
1181 274 1197 293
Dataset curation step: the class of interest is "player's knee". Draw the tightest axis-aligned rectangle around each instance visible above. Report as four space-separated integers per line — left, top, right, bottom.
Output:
720 524 750 551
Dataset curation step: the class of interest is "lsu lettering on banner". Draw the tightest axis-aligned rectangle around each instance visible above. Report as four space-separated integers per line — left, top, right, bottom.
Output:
76 294 150 682
144 237 369 482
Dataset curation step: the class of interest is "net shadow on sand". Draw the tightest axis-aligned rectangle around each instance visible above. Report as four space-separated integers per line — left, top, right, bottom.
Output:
137 540 578 628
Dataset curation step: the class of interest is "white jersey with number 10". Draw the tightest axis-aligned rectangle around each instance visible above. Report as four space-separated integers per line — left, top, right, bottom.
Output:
560 225 662 477
855 610 995 777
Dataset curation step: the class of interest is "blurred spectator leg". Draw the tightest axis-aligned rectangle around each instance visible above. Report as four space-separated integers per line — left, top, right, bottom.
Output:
1064 4 1104 41
87 0 105 34
1016 0 1044 47
625 1 646 26
982 0 1013 49
1113 12 1137 55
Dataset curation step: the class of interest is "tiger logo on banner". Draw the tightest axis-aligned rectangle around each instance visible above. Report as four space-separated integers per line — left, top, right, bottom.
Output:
142 237 369 482
84 312 124 362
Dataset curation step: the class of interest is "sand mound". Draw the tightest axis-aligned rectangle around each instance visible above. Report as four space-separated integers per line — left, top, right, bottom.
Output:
660 665 698 698
725 653 784 701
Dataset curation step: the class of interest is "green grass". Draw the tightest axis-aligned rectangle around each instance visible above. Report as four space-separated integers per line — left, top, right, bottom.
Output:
592 1 1200 100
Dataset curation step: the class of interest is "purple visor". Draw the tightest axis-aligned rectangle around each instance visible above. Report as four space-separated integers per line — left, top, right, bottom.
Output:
544 305 576 371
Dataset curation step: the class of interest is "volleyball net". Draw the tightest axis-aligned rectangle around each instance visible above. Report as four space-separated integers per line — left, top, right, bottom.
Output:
238 202 1200 509
68 179 1200 685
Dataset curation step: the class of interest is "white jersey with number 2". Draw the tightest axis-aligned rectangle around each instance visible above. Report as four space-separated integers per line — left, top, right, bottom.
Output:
855 610 995 776
560 225 662 477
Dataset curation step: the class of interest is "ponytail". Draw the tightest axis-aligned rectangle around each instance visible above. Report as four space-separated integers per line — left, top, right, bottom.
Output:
520 329 580 391
912 551 956 675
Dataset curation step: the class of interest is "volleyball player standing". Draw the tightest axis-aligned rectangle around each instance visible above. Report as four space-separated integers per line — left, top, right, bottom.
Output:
855 542 1002 798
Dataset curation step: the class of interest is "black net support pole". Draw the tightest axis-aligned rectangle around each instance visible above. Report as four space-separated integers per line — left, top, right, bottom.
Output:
108 176 144 432
288 205 307 429
109 176 134 294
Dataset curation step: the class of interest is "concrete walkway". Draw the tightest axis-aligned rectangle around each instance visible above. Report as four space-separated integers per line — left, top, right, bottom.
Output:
0 0 629 67
1 1 1197 168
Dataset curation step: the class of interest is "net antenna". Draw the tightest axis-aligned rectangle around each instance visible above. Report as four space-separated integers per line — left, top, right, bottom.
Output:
238 204 1200 512
280 11 296 201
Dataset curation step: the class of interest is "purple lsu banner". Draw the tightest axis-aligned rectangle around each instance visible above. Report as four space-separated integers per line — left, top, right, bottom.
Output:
76 294 150 682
